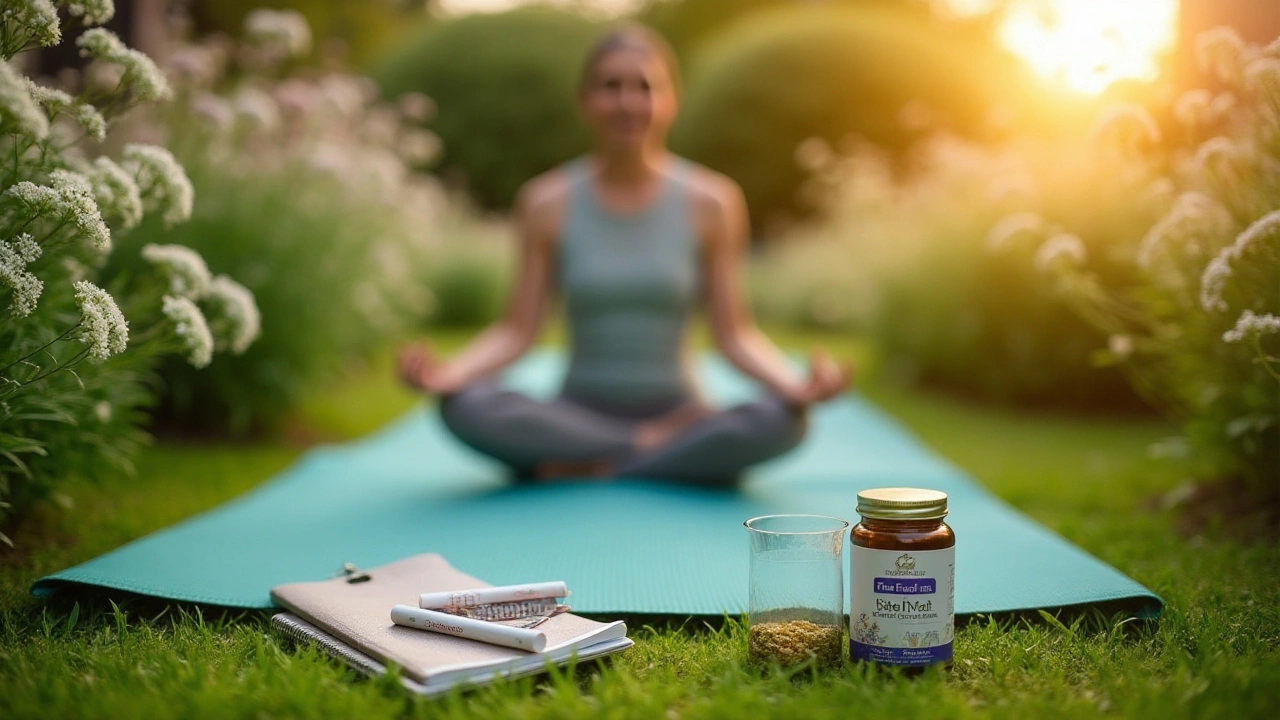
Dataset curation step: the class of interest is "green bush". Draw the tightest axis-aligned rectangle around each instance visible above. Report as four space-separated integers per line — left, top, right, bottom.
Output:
374 7 600 211
638 0 790 61
102 20 442 436
425 252 508 329
1032 28 1280 504
768 135 1156 412
671 4 1012 232
640 0 942 63
110 164 420 435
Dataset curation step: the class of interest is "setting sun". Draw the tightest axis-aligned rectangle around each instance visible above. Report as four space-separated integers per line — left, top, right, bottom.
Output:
987 0 1180 94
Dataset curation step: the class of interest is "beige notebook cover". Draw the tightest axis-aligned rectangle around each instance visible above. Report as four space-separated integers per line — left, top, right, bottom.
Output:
270 554 629 688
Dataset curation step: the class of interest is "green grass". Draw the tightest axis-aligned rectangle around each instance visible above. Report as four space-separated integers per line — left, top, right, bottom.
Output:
2 328 1278 719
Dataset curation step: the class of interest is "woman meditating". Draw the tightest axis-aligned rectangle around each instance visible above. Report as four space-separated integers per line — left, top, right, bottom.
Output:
397 25 849 488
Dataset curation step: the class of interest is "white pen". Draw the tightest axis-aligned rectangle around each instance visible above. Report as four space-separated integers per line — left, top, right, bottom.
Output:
390 605 548 652
419 581 569 610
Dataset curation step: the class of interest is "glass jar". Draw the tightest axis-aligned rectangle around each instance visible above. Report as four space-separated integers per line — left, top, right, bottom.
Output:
849 488 955 672
744 514 849 667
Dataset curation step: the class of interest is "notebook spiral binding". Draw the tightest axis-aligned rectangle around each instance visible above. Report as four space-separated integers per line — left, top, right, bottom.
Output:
272 613 384 678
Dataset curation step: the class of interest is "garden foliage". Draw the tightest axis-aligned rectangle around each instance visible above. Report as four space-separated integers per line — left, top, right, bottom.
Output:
0 1 260 542
670 3 1013 232
1012 29 1280 502
190 0 423 67
762 134 1154 411
637 0 792 61
111 11 444 434
375 7 600 211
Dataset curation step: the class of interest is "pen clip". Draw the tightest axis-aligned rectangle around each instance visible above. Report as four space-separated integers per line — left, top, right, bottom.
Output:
339 562 371 584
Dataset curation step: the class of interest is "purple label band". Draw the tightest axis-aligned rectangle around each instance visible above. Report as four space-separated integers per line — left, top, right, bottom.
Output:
850 641 953 666
873 577 937 594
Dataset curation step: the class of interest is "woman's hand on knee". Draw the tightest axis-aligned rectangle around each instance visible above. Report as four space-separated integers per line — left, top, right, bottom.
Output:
397 342 466 395
780 348 851 407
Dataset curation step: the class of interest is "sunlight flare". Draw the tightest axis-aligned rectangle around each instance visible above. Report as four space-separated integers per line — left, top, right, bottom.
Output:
952 0 1179 94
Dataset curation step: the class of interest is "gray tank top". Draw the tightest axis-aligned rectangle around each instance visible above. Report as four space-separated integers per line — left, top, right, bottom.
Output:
558 155 699 411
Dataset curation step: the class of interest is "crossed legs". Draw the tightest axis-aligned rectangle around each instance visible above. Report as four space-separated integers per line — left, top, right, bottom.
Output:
438 382 807 489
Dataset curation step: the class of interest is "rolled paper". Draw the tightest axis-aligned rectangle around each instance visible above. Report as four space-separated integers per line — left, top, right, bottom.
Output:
390 605 548 653
419 581 569 611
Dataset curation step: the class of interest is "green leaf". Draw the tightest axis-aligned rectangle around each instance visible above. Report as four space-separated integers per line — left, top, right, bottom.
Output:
1037 609 1074 637
65 603 80 635
0 451 33 479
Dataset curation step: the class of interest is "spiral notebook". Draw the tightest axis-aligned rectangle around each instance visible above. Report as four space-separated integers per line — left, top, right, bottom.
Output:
269 553 632 696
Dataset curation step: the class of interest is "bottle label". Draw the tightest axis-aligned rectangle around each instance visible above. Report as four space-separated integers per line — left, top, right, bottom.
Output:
849 545 955 666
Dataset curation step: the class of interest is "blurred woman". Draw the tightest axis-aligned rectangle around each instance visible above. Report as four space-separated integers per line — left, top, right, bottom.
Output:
398 24 849 487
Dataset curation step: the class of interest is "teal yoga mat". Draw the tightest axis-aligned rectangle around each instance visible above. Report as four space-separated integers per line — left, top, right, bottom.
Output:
32 351 1162 617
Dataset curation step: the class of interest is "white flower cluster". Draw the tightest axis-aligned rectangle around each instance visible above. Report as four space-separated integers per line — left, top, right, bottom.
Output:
397 92 436 123
190 92 235 133
76 28 171 102
1092 104 1161 153
6 169 112 253
161 295 213 368
244 8 312 58
88 156 143 229
3 0 61 48
61 0 115 26
1174 89 1237 131
1223 310 1280 344
232 86 281 132
1174 89 1211 129
24 79 107 141
1034 233 1087 272
1193 136 1249 195
73 280 128 359
141 243 210 297
50 169 112 252
1201 210 1280 312
986 211 1045 253
1197 26 1247 86
122 144 194 227
0 234 44 317
398 128 442 166
1108 334 1135 360
1138 192 1234 268
0 62 50 139
203 275 261 354
1245 56 1280 120
6 179 59 210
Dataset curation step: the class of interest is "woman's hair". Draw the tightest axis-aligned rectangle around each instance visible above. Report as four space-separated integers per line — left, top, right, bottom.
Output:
579 24 681 96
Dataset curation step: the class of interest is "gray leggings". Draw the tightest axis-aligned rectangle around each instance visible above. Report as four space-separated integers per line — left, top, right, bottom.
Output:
438 382 807 489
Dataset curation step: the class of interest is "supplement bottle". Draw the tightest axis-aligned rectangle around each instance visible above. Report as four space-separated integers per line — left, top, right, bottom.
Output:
849 487 955 673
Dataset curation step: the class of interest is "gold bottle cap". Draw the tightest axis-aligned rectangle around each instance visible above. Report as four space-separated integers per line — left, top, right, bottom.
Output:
856 487 949 520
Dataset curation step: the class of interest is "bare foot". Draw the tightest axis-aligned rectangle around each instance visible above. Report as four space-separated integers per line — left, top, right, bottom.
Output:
633 401 713 455
533 458 614 482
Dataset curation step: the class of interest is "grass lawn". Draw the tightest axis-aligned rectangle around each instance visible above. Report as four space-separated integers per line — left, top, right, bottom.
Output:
1 328 1278 719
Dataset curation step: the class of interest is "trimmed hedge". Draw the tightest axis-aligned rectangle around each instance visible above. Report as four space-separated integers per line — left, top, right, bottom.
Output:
375 8 601 211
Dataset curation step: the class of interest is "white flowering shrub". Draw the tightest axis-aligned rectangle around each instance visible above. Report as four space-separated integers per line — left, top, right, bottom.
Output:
0 6 260 544
106 11 445 433
1001 29 1280 503
767 134 1156 409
